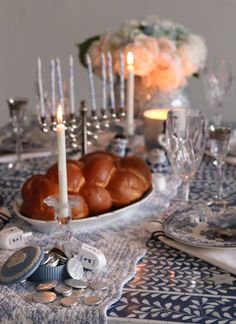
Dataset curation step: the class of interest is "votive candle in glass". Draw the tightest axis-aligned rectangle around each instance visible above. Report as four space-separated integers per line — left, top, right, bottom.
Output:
143 108 169 151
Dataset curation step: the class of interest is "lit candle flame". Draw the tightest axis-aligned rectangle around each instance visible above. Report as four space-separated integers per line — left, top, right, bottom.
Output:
127 51 134 65
57 104 63 124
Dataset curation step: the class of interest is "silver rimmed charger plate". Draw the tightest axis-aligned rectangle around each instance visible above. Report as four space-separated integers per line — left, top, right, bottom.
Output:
13 188 154 234
163 206 236 248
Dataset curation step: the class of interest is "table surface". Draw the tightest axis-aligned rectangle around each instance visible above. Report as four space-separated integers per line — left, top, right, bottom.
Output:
107 157 236 324
1 153 236 324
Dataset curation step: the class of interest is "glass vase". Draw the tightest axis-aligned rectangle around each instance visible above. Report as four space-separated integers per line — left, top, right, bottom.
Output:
137 80 190 114
114 76 190 118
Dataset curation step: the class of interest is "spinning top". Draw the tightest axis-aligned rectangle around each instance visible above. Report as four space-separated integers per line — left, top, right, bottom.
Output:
106 134 131 157
146 148 170 174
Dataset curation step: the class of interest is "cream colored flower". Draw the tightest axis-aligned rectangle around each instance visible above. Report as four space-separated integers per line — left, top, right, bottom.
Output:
178 34 207 77
85 18 207 90
158 37 176 52
143 50 185 91
114 34 159 77
88 33 112 71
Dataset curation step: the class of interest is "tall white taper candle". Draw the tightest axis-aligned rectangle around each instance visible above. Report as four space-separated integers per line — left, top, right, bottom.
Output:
69 55 75 114
37 57 45 117
56 104 68 216
120 51 125 108
101 52 107 110
86 53 96 111
107 52 115 109
56 58 65 115
50 59 56 116
126 51 134 136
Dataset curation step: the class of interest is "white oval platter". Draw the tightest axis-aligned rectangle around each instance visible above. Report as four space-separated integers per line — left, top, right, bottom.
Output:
13 188 153 234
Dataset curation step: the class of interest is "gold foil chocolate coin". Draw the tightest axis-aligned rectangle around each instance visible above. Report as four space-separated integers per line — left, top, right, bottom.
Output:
36 281 57 291
60 296 79 307
32 291 57 304
83 296 103 306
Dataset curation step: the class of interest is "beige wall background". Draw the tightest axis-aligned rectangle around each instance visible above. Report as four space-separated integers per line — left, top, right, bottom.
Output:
0 0 235 127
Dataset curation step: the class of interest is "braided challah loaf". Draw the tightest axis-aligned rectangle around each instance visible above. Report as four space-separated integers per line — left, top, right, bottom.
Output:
20 151 152 221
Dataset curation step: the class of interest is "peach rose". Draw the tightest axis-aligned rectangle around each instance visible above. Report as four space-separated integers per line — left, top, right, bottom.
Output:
143 50 185 91
88 40 101 69
88 33 112 72
114 34 159 77
178 34 207 77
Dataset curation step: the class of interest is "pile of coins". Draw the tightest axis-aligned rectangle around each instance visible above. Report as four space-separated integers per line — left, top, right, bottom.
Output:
32 278 107 307
31 246 107 307
35 246 84 281
40 247 70 267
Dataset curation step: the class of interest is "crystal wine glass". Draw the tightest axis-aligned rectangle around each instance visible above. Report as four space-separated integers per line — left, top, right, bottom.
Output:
203 58 233 126
7 98 28 170
208 124 231 209
165 108 207 203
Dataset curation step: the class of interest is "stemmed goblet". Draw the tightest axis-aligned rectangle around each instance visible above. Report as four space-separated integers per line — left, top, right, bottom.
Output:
203 58 233 126
208 124 231 209
7 98 28 170
165 108 207 203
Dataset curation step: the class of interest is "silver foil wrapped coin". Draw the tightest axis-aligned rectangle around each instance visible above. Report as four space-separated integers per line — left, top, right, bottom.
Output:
45 256 59 267
70 289 84 298
90 281 107 291
40 253 51 266
55 284 72 295
66 257 83 280
49 247 68 263
64 278 88 289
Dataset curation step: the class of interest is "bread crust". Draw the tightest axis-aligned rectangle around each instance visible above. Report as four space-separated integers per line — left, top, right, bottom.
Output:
20 151 152 221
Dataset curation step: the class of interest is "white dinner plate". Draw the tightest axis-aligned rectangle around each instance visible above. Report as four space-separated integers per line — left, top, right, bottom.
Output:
13 188 154 234
163 205 236 248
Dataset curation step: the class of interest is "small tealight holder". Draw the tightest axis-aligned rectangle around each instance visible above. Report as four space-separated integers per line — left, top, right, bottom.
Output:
44 195 81 244
143 108 169 151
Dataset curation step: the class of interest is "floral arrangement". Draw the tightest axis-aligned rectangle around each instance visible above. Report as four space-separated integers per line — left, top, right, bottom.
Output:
79 16 207 92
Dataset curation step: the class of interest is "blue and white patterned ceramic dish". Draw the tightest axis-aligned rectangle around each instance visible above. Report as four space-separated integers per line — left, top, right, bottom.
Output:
13 188 154 234
164 206 236 248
